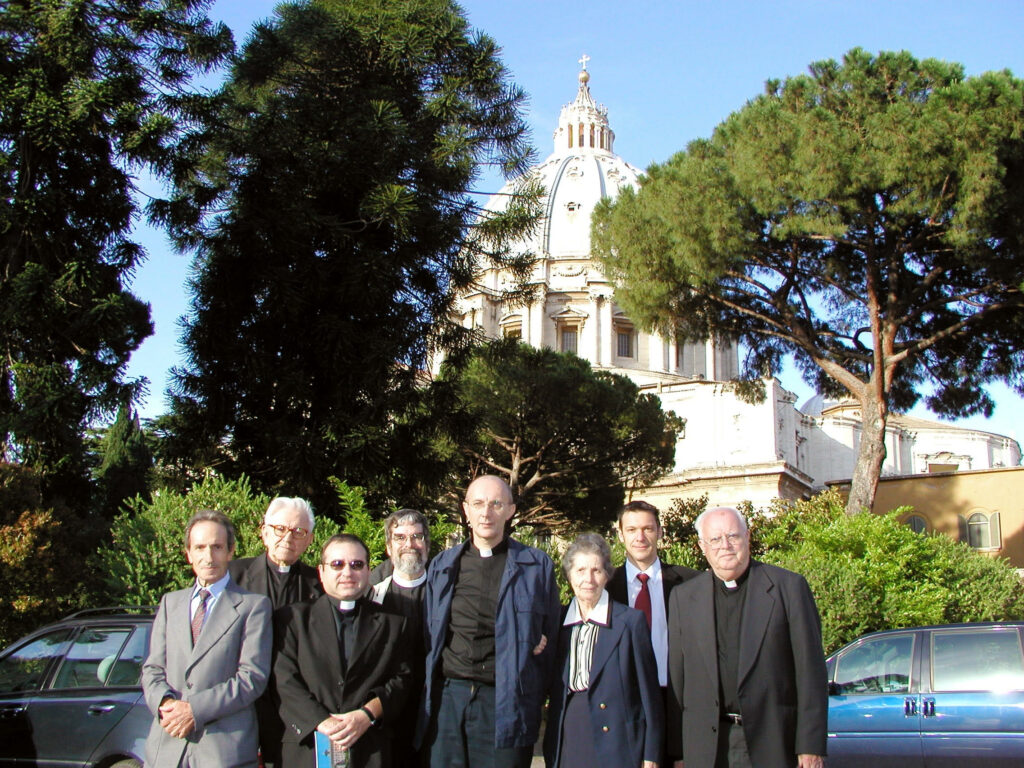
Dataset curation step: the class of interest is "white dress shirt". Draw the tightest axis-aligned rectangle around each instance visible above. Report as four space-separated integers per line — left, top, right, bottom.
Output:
624 557 668 686
189 572 230 628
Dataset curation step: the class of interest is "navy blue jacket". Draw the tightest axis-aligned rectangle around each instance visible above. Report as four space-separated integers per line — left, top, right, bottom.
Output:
544 598 664 768
419 538 561 749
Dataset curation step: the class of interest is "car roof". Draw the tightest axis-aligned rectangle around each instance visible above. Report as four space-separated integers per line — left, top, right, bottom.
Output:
828 621 1024 659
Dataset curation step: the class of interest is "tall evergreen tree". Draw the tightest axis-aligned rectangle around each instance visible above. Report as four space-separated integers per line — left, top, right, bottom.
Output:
94 404 152 517
160 0 541 513
593 50 1024 514
0 0 232 504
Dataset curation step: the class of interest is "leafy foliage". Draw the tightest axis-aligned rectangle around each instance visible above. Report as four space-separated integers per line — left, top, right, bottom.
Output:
96 474 274 605
438 341 682 532
0 463 94 647
0 0 231 504
593 49 1024 513
158 0 542 515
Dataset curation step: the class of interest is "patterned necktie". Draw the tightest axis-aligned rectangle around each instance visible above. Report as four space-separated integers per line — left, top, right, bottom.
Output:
191 588 211 645
635 573 652 628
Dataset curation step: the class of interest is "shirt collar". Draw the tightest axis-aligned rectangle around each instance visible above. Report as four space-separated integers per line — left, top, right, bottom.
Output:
193 572 230 600
624 556 662 581
392 571 427 588
563 589 611 627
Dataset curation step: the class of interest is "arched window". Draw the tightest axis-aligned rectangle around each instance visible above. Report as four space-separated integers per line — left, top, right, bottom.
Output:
568 128 573 148
962 511 1001 549
905 514 927 534
589 123 595 147
579 123 584 147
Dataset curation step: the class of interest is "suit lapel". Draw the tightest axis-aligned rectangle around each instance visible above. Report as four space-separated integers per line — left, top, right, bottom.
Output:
608 567 627 605
692 574 719 688
586 608 624 689
345 603 385 677
737 562 774 689
168 589 193 666
189 584 242 668
310 596 344 707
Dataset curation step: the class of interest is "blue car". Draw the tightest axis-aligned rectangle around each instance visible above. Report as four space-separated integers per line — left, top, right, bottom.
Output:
825 622 1024 767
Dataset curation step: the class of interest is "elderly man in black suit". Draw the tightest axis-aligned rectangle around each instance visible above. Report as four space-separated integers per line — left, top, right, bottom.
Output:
272 533 411 768
228 496 322 766
666 506 828 768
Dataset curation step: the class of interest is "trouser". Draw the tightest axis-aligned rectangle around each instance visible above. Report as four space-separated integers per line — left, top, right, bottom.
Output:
715 720 752 768
429 678 533 768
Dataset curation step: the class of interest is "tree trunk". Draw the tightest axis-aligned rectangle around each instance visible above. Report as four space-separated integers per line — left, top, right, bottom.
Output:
845 392 888 514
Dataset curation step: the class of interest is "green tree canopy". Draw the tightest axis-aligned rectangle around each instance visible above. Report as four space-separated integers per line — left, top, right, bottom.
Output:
438 341 682 532
593 49 1024 514
0 0 232 504
158 0 541 514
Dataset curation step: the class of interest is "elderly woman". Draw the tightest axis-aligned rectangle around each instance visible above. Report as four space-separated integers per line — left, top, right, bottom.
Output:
543 533 663 768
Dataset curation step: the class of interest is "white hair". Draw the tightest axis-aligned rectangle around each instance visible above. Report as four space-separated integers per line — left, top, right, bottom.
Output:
694 506 748 539
264 497 315 530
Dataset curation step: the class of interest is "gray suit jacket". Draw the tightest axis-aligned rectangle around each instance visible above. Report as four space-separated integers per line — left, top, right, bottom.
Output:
141 579 272 768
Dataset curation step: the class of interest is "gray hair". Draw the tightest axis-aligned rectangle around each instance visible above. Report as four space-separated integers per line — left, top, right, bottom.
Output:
264 497 315 531
384 508 431 548
184 510 237 552
694 506 748 540
561 533 614 580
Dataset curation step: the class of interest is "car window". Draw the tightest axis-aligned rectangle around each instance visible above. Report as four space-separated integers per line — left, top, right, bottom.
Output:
833 633 914 694
931 628 1024 692
51 627 132 690
100 624 149 687
0 629 74 694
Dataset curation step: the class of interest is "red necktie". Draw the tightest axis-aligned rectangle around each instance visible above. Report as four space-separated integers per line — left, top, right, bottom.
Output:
191 588 210 646
635 573 652 628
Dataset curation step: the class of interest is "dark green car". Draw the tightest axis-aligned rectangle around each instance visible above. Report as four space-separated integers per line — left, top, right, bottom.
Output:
0 608 155 767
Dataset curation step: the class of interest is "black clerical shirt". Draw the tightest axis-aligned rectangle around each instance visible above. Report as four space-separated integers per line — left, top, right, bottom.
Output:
713 567 750 717
441 539 509 684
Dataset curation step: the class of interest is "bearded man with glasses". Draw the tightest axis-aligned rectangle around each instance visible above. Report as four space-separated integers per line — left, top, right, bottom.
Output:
369 509 432 766
273 533 412 768
229 497 323 767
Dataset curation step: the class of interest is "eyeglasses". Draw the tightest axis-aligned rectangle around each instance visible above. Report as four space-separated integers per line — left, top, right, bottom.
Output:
322 559 367 572
391 532 426 544
265 523 310 539
467 500 507 512
702 533 745 550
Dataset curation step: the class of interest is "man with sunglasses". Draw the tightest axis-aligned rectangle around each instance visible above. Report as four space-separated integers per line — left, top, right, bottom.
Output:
229 497 323 767
369 509 431 766
273 533 412 768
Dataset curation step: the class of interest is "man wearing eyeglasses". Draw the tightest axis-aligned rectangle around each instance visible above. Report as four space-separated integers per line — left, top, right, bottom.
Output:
369 509 431 766
229 497 323 767
273 533 411 767
666 507 828 768
419 475 560 768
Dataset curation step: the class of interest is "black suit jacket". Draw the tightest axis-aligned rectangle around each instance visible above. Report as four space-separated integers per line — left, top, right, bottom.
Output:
607 558 699 613
228 554 322 764
228 554 323 606
666 560 828 768
272 595 411 768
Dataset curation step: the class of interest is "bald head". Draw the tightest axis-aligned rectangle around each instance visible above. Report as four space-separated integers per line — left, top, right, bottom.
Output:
463 475 516 549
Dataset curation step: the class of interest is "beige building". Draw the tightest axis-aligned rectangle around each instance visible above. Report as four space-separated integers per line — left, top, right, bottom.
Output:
835 466 1024 569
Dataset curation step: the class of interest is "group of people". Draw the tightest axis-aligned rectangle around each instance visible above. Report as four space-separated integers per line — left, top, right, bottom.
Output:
140 475 828 768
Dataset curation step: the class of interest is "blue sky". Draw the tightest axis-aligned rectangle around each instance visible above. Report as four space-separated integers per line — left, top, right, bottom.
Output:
124 0 1024 443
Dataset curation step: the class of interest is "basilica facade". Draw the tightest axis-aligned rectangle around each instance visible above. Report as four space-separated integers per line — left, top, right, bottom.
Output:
447 62 1021 516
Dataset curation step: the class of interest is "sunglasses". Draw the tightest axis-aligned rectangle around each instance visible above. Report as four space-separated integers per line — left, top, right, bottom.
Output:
322 559 367 572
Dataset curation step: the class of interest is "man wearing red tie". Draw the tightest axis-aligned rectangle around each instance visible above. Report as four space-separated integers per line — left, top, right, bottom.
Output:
608 501 698 760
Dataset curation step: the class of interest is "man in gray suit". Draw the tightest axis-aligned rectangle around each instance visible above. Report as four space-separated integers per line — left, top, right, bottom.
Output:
142 510 273 767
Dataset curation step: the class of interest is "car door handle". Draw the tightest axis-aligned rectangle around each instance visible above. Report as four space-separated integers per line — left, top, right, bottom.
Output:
904 697 917 716
922 697 936 717
88 703 117 715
